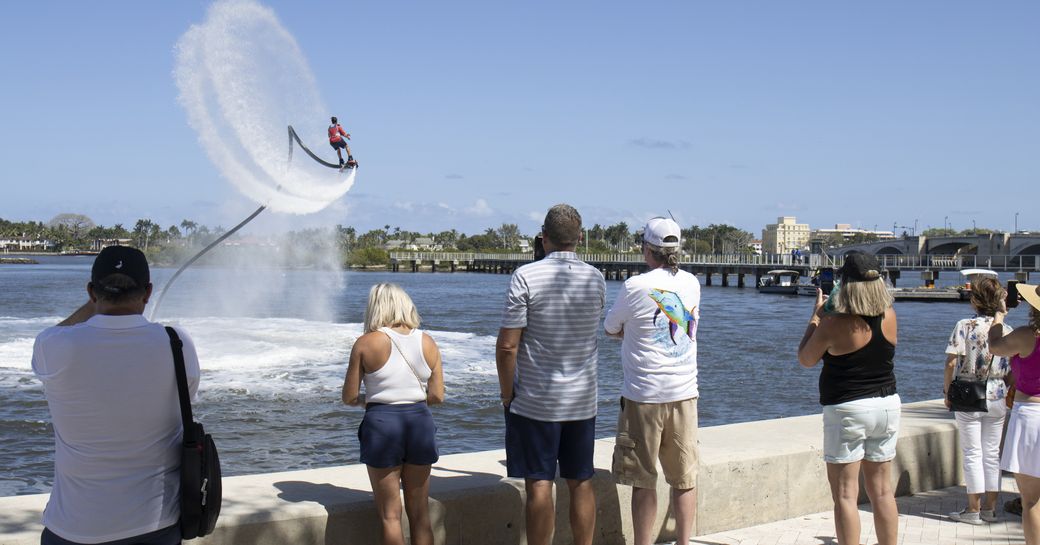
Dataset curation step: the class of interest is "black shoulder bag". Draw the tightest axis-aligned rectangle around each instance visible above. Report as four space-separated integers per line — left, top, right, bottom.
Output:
166 326 222 539
947 354 992 413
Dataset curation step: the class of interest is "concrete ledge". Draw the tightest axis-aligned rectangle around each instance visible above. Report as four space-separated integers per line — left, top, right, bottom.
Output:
0 399 960 544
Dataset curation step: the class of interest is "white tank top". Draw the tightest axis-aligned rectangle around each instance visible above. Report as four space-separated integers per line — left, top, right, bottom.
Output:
363 328 431 404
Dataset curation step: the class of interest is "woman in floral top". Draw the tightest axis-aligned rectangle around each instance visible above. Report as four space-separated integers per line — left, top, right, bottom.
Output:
944 277 1013 525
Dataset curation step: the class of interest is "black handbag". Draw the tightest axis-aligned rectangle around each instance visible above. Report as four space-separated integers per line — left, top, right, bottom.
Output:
166 327 222 539
947 355 992 413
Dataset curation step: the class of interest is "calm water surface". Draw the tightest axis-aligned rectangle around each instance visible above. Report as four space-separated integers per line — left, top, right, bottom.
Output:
0 256 1030 496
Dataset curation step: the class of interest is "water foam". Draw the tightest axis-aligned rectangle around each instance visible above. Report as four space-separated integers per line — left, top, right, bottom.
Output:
0 316 498 397
174 0 356 214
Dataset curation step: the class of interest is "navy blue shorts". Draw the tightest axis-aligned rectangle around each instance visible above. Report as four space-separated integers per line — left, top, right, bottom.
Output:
330 139 347 150
504 407 596 481
359 402 438 468
42 524 180 545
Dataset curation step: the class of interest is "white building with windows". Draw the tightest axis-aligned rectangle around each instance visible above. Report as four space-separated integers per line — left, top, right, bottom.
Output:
749 239 763 255
812 224 896 242
762 217 811 254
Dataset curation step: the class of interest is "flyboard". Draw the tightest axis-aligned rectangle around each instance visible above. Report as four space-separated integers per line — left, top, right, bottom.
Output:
148 125 355 320
287 125 358 171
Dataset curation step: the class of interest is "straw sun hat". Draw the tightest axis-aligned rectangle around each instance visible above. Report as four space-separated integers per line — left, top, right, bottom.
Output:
1019 283 1040 311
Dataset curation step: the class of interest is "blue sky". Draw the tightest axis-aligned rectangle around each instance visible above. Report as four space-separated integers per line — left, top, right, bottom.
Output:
1 1 1037 237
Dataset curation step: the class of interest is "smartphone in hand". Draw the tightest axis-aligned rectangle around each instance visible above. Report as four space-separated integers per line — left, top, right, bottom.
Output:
1007 280 1020 309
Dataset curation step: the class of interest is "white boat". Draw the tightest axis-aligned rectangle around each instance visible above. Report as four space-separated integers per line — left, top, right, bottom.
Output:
796 284 819 297
758 270 802 295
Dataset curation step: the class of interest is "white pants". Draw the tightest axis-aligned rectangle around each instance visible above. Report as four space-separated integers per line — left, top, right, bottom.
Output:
955 398 1007 494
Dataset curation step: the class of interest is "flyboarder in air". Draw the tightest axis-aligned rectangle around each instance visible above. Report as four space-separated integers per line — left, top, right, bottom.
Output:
328 116 356 168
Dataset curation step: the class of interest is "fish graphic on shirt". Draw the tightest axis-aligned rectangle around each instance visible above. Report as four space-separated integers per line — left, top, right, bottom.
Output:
648 288 696 344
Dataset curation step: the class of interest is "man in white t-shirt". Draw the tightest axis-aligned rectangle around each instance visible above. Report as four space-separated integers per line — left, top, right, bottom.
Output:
32 246 200 545
604 217 700 545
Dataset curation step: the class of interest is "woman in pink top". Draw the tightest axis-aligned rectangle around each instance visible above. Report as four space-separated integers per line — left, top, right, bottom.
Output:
990 283 1040 544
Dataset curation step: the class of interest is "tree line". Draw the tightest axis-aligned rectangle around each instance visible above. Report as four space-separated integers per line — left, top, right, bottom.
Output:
2 213 758 268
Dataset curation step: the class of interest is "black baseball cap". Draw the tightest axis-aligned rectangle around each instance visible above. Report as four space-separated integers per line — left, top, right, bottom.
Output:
91 246 150 293
839 252 882 283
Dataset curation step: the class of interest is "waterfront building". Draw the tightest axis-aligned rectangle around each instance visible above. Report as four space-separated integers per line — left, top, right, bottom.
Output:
812 224 896 244
0 236 54 252
762 216 810 254
749 239 763 255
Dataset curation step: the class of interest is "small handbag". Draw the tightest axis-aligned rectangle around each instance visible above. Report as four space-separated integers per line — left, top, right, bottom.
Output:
947 355 993 413
166 327 222 539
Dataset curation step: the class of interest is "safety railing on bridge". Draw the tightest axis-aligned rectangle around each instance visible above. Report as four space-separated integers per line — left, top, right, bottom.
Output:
389 252 1040 272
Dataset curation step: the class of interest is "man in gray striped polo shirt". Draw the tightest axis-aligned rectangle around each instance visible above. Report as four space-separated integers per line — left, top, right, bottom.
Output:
496 203 606 545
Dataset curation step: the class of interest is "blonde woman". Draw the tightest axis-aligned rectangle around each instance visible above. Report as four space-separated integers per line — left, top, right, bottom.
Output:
990 283 1040 544
944 277 1013 525
798 253 899 545
342 283 445 545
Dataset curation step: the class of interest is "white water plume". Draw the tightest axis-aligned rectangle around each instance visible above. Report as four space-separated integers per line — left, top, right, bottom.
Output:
174 0 355 214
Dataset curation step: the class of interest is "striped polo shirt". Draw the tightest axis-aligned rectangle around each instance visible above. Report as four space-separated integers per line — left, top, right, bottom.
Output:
501 251 605 421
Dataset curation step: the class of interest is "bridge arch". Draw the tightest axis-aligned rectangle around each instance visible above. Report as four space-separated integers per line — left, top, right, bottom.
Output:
875 246 904 255
928 242 974 255
1015 243 1040 256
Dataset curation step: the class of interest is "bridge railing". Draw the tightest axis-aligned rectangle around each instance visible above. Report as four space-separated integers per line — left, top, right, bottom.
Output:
390 252 1040 271
843 254 1040 271
391 252 835 267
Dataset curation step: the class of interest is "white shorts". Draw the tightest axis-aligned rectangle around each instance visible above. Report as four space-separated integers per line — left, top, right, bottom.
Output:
1001 402 1040 478
822 394 901 464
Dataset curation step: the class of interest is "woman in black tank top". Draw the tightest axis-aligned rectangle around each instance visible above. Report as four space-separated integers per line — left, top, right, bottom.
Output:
798 253 899 545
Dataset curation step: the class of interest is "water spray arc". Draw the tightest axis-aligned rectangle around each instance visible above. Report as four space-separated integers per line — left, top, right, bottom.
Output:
149 126 350 320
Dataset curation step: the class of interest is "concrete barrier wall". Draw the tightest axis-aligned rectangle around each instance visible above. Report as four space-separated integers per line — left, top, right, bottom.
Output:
0 399 961 544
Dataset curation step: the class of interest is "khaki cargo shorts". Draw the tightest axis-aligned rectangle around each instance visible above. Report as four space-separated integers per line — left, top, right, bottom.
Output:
612 396 699 490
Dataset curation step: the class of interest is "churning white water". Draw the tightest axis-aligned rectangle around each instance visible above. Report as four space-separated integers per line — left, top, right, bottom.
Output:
174 0 356 214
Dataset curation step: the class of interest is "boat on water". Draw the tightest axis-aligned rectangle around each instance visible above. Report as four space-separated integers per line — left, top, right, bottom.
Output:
758 270 803 295
888 268 998 303
796 284 818 296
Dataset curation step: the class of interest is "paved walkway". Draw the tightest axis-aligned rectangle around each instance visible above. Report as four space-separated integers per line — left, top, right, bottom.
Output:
687 477 1025 545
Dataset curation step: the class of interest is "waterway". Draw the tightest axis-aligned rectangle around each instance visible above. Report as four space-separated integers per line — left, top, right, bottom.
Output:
0 256 1030 496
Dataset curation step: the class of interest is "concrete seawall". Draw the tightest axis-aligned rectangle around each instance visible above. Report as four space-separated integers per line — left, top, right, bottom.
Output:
0 399 961 544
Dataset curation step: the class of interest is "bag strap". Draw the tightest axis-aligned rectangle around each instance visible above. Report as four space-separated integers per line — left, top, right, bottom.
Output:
165 326 195 439
383 329 427 394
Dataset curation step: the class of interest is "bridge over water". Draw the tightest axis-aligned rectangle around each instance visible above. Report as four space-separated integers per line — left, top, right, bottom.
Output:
832 232 1040 259
390 251 1038 286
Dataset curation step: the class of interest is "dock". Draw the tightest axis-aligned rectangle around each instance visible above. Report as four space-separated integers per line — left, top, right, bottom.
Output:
0 257 38 264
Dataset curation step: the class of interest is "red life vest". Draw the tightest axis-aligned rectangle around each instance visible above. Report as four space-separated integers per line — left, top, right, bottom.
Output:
328 124 345 143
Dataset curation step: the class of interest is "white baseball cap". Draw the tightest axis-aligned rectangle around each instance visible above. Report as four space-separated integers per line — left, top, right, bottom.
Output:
643 217 681 248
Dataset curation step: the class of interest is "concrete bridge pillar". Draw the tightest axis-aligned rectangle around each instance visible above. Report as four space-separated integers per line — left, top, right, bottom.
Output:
705 271 713 286
411 261 418 273
431 262 437 273
721 273 730 287
737 273 746 288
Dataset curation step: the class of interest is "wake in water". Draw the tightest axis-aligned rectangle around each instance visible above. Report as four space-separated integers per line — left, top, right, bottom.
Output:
174 0 356 214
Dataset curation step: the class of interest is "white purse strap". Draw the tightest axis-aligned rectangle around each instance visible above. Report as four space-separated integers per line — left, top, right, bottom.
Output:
384 330 427 394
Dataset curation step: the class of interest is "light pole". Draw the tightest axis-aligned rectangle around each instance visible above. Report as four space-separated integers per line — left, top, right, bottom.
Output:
1015 212 1019 233
972 219 977 235
914 219 918 237
944 216 948 234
